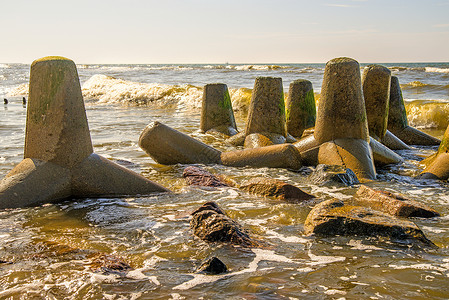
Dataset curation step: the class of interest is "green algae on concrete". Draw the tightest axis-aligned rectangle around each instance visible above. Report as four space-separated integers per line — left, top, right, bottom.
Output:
25 56 93 168
362 65 391 141
285 79 316 138
0 56 170 209
314 57 369 144
200 83 237 136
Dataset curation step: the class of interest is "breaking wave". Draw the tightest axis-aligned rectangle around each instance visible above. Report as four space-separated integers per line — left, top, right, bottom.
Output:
405 100 449 129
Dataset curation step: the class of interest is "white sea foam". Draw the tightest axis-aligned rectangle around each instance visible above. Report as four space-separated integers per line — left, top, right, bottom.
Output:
81 74 203 108
425 67 449 73
173 249 295 290
307 250 346 266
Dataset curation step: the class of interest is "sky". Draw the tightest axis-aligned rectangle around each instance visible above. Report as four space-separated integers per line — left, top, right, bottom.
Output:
1 0 448 64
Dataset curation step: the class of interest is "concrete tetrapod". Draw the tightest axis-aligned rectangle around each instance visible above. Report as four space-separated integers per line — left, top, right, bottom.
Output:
285 79 316 138
0 57 169 209
361 65 409 151
200 83 238 136
419 124 449 180
307 57 376 180
388 76 441 146
139 121 303 169
244 77 287 148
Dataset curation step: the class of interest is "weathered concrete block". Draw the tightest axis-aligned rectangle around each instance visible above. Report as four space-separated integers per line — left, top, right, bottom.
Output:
243 132 286 149
420 124 449 180
362 65 391 141
304 199 436 247
139 121 222 165
200 83 238 136
314 57 369 143
25 56 93 168
356 185 439 218
221 144 302 169
285 79 316 138
245 77 286 145
0 56 169 209
318 138 376 181
388 76 441 146
369 137 403 166
381 130 410 150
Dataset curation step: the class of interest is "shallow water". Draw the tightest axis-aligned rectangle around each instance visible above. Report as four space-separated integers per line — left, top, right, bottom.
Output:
1 63 449 299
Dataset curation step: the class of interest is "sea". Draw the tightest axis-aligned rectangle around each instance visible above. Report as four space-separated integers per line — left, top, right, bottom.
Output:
0 62 448 299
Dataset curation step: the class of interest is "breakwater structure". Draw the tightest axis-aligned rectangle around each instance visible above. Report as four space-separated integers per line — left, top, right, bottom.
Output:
0 56 170 209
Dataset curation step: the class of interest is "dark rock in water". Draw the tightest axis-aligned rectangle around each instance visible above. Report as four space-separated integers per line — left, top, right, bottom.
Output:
89 253 133 275
304 199 436 248
183 166 229 187
190 201 258 247
239 177 315 202
0 259 12 264
191 201 226 216
356 185 439 218
309 164 359 186
196 257 228 275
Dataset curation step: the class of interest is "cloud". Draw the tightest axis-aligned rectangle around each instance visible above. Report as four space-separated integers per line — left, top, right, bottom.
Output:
433 23 449 28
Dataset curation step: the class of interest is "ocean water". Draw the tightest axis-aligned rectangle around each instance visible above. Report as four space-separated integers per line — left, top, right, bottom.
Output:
0 62 449 299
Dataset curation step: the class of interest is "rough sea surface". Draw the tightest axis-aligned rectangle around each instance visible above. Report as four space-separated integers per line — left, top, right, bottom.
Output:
0 62 448 299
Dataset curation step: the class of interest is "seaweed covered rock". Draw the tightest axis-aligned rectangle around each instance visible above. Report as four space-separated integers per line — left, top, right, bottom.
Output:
183 166 229 187
304 199 436 247
239 177 314 202
355 185 439 218
196 257 228 275
309 164 359 186
190 202 258 247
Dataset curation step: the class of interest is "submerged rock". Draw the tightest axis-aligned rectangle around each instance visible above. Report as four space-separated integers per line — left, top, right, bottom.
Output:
309 164 359 186
183 166 229 187
239 177 314 202
196 257 228 275
89 253 133 275
190 202 258 247
304 199 436 248
355 185 439 218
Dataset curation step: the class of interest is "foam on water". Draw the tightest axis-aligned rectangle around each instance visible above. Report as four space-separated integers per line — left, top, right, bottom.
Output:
173 249 295 290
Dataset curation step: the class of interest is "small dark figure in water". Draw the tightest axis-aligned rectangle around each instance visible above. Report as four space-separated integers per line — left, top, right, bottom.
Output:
22 97 26 105
3 98 7 104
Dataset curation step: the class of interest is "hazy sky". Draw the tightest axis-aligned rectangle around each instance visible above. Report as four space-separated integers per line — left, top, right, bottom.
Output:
1 0 448 64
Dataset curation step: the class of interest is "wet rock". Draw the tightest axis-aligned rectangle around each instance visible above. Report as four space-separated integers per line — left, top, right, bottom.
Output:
183 166 229 187
0 260 12 264
239 177 314 202
190 202 258 247
191 201 227 216
356 185 439 218
309 164 359 186
304 199 436 247
196 257 228 274
89 253 133 275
